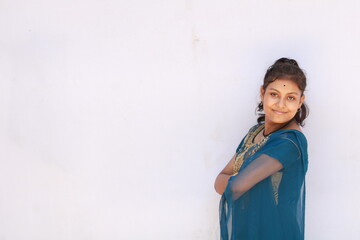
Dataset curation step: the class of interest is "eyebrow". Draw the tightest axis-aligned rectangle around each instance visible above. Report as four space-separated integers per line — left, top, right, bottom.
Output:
269 87 299 95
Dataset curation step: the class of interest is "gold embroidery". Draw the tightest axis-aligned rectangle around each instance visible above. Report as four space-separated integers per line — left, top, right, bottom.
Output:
233 124 284 205
271 172 283 205
233 124 269 175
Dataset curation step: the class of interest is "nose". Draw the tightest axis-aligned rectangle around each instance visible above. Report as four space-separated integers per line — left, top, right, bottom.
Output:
277 97 286 108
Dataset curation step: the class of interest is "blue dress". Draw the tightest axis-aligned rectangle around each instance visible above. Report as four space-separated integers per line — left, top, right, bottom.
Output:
219 124 308 240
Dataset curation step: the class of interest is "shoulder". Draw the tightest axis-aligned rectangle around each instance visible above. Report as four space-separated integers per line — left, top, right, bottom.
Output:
263 130 308 161
235 123 264 153
270 129 307 148
261 130 308 169
247 123 264 134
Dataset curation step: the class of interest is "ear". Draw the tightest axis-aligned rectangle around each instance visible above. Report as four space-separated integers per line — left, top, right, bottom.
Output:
260 86 265 102
299 94 305 108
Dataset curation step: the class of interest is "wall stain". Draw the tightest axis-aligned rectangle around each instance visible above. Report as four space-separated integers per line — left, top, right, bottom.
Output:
185 0 192 11
192 28 200 62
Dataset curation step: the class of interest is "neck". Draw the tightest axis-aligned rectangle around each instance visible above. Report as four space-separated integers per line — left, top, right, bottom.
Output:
263 119 294 136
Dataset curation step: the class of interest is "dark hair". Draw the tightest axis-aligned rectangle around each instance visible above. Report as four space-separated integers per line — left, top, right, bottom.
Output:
256 57 309 126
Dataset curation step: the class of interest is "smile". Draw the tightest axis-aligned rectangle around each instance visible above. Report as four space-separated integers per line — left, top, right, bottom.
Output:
272 110 287 114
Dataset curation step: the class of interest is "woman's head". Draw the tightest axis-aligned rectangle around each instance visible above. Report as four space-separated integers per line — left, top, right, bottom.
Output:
257 58 308 126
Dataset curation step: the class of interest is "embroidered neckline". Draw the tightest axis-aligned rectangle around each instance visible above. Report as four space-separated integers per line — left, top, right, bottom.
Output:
233 124 269 175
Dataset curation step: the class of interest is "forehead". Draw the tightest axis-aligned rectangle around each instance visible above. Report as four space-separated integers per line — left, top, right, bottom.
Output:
266 79 301 93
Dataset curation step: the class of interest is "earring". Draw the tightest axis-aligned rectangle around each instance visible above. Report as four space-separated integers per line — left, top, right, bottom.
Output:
297 108 301 112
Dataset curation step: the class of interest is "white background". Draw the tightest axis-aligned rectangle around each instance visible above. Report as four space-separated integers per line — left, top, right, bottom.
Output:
1 0 359 239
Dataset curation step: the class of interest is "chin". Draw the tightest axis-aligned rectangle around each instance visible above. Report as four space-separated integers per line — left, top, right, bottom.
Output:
267 116 293 124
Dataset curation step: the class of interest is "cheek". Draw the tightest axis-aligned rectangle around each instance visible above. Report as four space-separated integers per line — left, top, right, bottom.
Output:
263 97 276 107
288 101 301 110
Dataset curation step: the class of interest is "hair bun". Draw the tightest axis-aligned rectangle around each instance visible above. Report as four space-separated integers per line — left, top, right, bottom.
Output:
274 57 299 67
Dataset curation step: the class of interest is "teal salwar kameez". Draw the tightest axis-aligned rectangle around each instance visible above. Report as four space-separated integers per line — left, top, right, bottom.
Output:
220 124 308 240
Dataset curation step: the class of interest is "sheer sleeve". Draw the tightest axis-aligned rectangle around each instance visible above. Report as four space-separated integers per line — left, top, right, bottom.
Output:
227 154 283 200
227 134 301 200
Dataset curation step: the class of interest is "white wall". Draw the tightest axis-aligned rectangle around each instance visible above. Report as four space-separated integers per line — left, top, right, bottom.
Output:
1 0 359 239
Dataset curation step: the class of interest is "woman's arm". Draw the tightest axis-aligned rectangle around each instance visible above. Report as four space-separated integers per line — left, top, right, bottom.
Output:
229 154 283 199
214 153 236 195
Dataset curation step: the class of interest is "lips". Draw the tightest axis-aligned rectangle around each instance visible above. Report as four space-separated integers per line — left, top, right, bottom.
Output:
272 110 287 114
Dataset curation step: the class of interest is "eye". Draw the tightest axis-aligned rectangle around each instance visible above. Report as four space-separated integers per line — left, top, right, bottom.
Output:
288 96 296 101
270 92 278 97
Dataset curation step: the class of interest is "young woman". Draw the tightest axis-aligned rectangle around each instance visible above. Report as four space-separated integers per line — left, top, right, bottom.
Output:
214 58 309 240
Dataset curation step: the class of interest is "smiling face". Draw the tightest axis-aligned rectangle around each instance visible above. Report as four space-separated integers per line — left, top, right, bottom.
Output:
261 79 305 126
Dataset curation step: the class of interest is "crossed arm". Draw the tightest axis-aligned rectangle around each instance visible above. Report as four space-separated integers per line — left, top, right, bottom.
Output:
214 154 284 197
214 153 237 195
